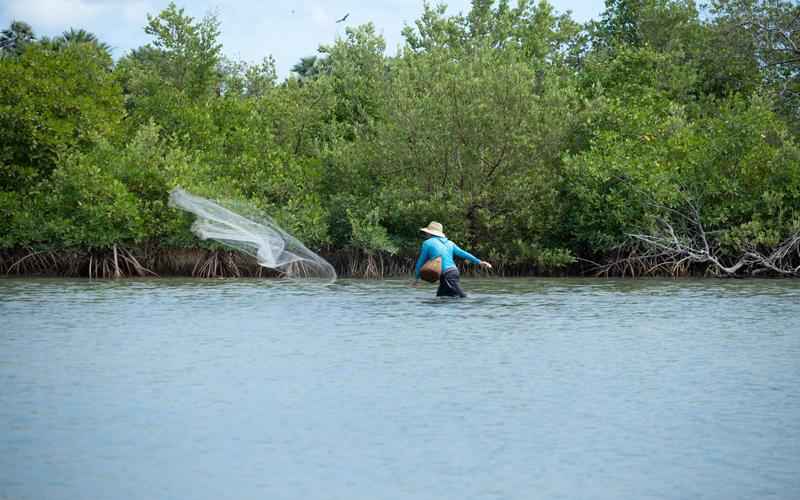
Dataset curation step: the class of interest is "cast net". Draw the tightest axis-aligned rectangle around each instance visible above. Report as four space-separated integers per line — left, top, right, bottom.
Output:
169 188 336 283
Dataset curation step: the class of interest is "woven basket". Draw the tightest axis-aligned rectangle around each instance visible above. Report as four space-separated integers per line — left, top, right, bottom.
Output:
420 257 442 283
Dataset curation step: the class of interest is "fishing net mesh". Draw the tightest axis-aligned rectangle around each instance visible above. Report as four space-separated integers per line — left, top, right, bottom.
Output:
169 188 336 282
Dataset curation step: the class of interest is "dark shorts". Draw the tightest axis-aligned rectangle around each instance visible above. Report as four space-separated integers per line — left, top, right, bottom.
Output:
437 267 466 298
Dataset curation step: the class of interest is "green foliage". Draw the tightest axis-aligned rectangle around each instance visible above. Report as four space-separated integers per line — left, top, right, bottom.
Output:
593 0 702 51
93 123 197 244
402 0 582 64
40 155 144 248
708 0 800 128
1 0 798 275
580 45 699 105
115 1 223 137
290 55 329 82
347 207 398 254
143 2 222 99
563 92 800 256
0 21 35 57
42 28 113 60
353 35 582 262
219 56 277 97
320 23 388 135
0 42 123 190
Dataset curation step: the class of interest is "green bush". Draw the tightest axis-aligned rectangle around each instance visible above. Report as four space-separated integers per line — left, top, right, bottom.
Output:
0 0 797 275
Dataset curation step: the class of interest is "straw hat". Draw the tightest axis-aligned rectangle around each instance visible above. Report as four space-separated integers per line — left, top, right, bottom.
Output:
420 221 445 238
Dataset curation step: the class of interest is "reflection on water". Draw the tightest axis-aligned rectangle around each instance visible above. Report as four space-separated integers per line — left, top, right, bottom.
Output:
1 277 799 500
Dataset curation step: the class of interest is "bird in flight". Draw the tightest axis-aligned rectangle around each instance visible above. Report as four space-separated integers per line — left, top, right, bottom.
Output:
336 13 349 23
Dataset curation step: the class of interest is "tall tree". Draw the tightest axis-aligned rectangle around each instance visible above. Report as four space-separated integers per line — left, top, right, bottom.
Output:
402 0 582 65
709 0 800 127
36 28 114 67
57 28 111 53
0 21 34 56
319 23 387 132
115 2 223 131
592 0 702 52
0 43 124 190
122 2 223 99
291 55 328 82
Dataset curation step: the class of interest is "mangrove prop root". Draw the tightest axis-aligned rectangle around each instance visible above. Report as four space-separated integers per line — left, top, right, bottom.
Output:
7 248 52 275
581 194 800 278
2 240 797 279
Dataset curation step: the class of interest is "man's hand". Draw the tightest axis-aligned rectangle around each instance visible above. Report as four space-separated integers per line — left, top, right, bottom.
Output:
410 280 422 287
479 261 493 270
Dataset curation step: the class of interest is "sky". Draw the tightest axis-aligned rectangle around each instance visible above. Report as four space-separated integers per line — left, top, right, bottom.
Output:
0 0 606 77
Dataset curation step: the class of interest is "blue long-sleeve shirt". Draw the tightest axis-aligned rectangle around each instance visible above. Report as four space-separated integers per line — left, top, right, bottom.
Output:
415 236 481 279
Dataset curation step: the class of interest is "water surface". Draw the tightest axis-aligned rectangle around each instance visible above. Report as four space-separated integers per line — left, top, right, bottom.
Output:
1 278 799 499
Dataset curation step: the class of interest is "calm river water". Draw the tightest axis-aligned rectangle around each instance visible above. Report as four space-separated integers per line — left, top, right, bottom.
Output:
1 278 799 500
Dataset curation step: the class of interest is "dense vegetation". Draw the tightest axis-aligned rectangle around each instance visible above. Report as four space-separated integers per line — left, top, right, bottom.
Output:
1 0 799 278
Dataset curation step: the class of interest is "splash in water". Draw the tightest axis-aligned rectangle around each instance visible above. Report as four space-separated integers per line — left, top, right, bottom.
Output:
169 188 336 283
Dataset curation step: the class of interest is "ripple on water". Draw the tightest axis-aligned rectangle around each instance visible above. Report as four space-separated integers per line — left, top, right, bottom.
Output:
1 277 799 500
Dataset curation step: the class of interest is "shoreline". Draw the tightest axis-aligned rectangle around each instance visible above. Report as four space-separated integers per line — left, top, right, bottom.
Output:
1 247 795 280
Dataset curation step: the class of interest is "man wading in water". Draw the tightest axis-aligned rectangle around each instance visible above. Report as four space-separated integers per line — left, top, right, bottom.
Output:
413 221 492 297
